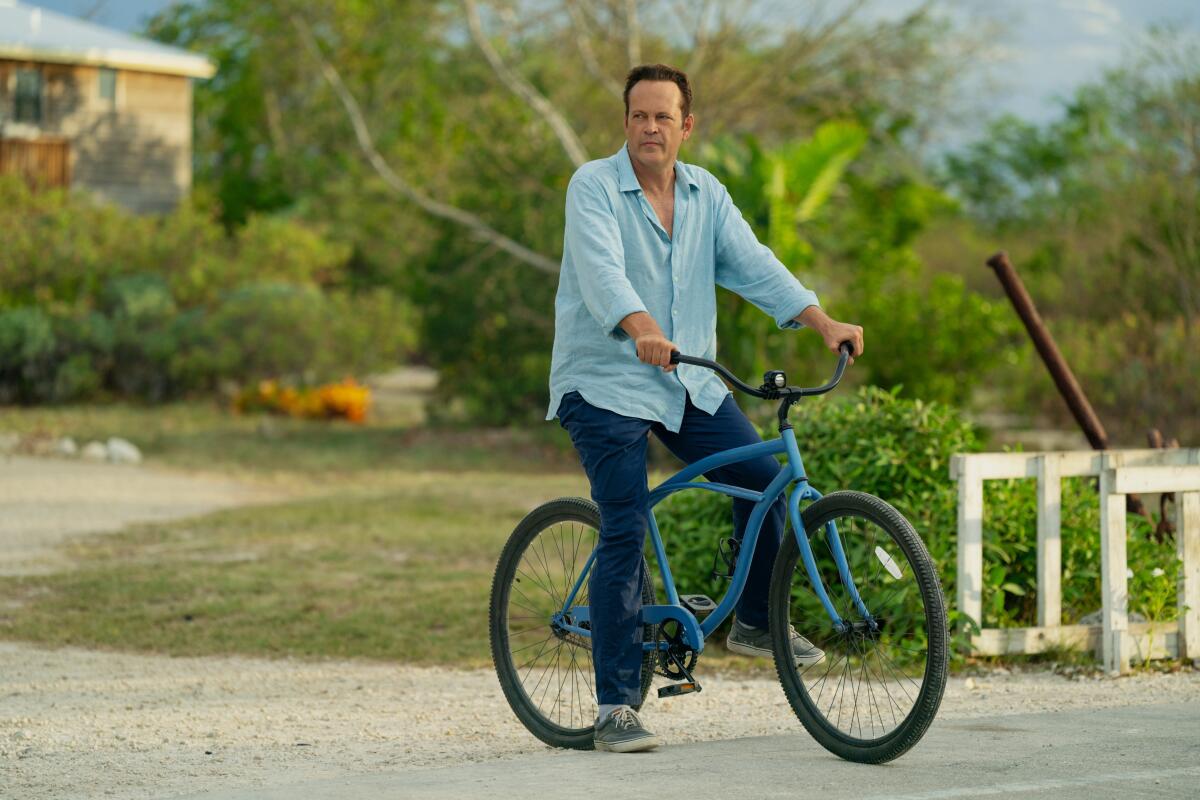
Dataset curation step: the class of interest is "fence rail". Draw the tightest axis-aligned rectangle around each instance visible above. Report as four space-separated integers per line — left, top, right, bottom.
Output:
950 448 1200 673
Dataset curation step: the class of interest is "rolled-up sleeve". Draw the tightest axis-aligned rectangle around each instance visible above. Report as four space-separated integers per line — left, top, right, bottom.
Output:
713 182 819 329
564 175 648 339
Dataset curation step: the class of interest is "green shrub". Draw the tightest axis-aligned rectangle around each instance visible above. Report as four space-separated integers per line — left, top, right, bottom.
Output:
194 283 413 389
655 386 976 630
0 176 415 404
0 307 57 403
654 386 1180 642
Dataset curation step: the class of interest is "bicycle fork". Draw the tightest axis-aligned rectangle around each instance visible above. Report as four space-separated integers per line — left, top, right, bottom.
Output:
782 429 871 632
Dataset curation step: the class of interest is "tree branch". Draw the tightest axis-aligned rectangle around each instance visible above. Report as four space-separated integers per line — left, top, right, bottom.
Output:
463 0 590 168
566 0 623 99
680 0 715 76
291 15 560 275
625 0 641 66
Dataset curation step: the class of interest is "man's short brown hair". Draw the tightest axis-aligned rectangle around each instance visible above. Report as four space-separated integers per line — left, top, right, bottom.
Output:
623 63 692 119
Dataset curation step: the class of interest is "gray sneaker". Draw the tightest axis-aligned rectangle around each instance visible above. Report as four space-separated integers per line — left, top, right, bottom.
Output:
726 618 825 666
593 706 661 753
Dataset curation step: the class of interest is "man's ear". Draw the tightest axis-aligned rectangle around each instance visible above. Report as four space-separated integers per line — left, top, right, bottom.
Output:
682 113 695 139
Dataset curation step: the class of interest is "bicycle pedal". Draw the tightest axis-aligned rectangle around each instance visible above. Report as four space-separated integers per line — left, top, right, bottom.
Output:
657 681 702 698
710 536 740 580
679 594 717 616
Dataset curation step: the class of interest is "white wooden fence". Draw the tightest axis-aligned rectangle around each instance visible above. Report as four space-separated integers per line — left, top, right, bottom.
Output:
950 448 1200 673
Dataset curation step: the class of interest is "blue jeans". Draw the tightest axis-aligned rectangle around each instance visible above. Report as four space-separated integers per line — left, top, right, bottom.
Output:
556 390 787 705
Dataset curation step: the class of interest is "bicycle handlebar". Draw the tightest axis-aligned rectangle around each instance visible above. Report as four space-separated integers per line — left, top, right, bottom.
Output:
669 341 855 400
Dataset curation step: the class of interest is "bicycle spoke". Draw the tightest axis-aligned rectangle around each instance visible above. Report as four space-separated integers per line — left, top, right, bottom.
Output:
778 501 944 751
498 512 619 737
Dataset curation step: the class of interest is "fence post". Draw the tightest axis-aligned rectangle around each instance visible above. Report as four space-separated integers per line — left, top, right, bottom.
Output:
956 457 984 634
1099 457 1130 673
1036 454 1063 628
1179 492 1200 664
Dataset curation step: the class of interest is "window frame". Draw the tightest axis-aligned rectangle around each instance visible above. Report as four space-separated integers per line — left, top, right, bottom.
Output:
98 67 117 106
13 67 43 125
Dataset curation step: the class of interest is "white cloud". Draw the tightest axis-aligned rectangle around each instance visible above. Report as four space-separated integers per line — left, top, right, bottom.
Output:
1063 42 1121 61
1058 0 1122 37
1060 0 1122 25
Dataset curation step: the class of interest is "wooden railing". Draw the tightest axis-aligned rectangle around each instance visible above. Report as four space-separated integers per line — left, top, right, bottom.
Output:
0 137 71 188
951 448 1200 673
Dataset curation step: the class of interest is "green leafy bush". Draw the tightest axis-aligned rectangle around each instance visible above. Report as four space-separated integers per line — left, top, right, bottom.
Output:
655 386 976 632
654 386 1180 645
0 177 414 404
193 284 414 389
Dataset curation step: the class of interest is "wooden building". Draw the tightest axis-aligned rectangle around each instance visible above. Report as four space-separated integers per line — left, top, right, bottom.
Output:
0 0 215 213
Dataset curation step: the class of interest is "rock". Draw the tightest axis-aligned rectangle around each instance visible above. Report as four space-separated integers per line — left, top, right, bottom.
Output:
106 437 142 464
81 441 109 461
54 437 78 457
0 432 20 455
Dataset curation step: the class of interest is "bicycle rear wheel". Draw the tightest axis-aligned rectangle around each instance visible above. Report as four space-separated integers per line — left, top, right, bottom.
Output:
769 490 948 763
489 497 656 750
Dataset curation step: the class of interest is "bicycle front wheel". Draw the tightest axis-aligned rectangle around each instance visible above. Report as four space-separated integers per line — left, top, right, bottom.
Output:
769 490 948 763
489 497 657 750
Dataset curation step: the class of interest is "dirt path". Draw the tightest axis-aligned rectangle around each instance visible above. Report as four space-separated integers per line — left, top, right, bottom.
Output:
0 455 280 576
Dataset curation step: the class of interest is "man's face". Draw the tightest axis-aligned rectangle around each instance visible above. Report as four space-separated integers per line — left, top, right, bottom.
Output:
624 80 694 173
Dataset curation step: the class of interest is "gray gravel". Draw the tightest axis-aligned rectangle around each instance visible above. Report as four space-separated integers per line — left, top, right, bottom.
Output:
1 643 1198 800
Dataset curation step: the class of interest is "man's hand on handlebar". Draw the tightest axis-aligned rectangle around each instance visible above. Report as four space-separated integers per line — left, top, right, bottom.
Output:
798 306 864 364
635 332 678 372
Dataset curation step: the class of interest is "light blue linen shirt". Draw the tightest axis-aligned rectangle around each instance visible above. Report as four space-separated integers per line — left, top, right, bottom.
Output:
546 144 820 433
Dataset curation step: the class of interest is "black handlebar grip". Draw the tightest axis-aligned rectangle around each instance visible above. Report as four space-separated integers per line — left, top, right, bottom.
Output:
839 341 856 357
669 351 681 365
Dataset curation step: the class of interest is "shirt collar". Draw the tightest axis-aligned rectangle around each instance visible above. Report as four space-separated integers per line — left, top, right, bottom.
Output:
616 143 701 193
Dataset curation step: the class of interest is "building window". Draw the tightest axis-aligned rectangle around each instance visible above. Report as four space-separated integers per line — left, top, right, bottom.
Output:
98 67 117 104
14 68 42 124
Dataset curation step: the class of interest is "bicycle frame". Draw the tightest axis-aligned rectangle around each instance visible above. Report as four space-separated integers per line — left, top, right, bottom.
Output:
549 425 871 655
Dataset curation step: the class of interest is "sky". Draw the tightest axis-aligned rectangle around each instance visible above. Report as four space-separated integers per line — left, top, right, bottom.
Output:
21 0 1200 132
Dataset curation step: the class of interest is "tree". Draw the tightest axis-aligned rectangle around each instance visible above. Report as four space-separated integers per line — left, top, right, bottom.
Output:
148 0 995 421
938 29 1200 441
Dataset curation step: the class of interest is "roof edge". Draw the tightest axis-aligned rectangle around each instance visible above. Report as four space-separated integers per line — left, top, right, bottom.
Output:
0 44 216 79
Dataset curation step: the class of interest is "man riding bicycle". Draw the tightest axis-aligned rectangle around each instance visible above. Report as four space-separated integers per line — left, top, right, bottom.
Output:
547 63 864 753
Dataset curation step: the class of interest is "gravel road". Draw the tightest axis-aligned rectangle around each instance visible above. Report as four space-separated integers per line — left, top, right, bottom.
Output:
2 642 1198 800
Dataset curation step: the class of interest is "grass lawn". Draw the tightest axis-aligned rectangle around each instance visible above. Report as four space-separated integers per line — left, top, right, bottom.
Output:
0 471 587 668
0 401 770 674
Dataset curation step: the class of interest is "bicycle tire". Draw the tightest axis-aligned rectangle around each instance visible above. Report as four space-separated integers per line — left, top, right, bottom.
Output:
490 496 657 750
769 490 948 763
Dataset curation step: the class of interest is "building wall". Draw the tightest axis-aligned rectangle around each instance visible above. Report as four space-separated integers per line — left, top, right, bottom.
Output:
0 59 193 214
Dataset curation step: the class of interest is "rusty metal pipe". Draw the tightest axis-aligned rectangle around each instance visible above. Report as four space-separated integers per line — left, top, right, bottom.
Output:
987 251 1109 449
986 251 1149 519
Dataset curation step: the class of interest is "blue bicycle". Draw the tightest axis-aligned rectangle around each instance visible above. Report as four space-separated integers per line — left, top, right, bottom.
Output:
490 344 948 763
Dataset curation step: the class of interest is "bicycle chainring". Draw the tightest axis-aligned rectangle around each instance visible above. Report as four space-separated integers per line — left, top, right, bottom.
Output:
654 618 698 679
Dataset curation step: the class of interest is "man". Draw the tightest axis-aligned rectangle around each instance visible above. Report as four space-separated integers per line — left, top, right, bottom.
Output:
547 64 864 753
